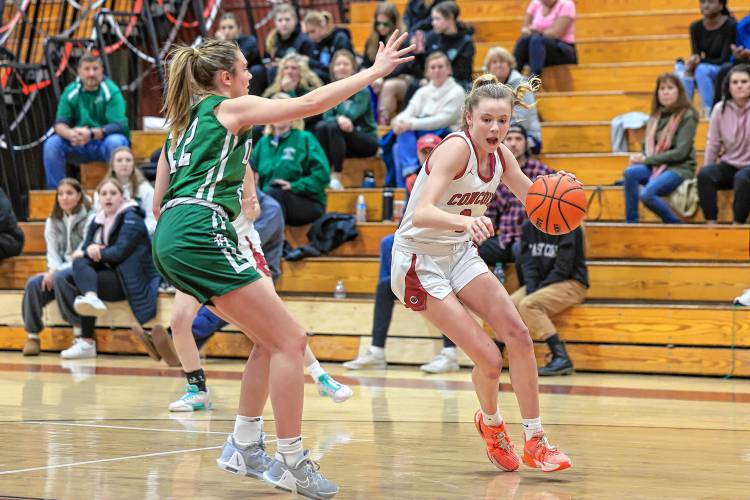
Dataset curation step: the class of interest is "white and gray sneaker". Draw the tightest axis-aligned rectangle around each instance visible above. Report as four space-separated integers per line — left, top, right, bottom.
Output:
420 348 460 374
73 295 107 317
216 434 273 479
342 349 386 370
168 384 212 412
263 450 338 499
60 338 97 359
734 288 750 306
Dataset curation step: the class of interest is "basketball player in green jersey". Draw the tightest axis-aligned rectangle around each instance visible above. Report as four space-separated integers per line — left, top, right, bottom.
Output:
152 35 414 498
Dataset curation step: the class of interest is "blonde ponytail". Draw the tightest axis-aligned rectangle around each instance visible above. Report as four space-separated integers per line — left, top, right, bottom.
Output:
162 46 199 141
161 39 240 141
460 73 541 128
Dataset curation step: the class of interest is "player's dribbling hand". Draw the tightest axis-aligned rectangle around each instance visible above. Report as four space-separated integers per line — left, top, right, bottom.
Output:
556 170 578 182
464 216 494 245
371 30 416 79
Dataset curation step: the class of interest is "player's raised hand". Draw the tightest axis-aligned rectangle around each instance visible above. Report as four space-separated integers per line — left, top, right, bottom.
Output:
371 30 416 79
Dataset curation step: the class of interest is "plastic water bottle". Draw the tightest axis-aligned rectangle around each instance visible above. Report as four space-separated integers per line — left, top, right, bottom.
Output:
493 263 506 284
355 194 367 223
674 58 685 79
333 280 347 299
362 170 376 188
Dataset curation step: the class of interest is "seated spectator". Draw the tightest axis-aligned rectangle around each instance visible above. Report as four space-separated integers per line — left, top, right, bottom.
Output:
43 53 129 188
483 46 542 153
404 0 449 34
0 187 23 260
253 93 330 225
343 138 438 370
418 1 475 89
698 64 750 223
215 12 262 68
623 74 698 223
22 178 92 356
56 178 160 359
682 0 736 117
363 3 418 125
423 125 553 373
249 3 315 96
255 53 323 143
713 13 750 104
513 0 577 77
315 50 378 190
511 219 588 376
387 51 464 188
303 10 353 83
93 146 156 234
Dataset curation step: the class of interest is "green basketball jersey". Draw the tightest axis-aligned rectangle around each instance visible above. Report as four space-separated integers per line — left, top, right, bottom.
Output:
162 95 252 219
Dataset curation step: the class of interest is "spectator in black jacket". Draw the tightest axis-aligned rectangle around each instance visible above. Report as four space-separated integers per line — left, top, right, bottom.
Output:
0 187 23 260
249 3 315 96
511 220 588 376
303 10 353 83
417 1 475 89
404 0 450 33
56 178 161 359
682 0 737 117
215 13 262 69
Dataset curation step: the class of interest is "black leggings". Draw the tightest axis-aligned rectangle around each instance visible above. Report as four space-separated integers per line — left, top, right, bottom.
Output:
266 186 325 226
71 257 126 338
314 121 379 173
697 162 750 223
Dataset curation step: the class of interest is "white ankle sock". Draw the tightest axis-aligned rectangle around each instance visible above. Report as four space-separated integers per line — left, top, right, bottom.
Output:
306 360 327 381
84 292 98 299
27 333 39 340
369 346 385 357
442 347 457 358
276 435 304 465
73 326 82 337
481 407 503 427
233 415 262 446
523 417 543 439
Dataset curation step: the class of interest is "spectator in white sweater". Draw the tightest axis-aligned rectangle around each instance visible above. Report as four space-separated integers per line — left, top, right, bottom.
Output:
389 51 465 186
93 146 156 234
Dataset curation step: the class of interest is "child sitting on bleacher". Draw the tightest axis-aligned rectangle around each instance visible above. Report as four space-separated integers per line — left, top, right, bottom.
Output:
56 178 160 359
21 179 92 356
623 74 698 224
93 146 156 234
681 0 736 117
315 49 379 190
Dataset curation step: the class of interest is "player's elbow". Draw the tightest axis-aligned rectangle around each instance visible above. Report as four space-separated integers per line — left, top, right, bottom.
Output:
412 208 427 228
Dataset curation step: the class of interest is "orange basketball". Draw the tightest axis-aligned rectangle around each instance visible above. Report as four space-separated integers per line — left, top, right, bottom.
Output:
525 174 586 235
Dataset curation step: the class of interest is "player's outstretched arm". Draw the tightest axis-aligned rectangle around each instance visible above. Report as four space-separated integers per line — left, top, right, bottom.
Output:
218 31 415 134
412 139 494 245
499 143 533 206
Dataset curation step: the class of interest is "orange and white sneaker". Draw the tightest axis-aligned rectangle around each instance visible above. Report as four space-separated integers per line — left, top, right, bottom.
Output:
474 410 520 471
522 431 571 472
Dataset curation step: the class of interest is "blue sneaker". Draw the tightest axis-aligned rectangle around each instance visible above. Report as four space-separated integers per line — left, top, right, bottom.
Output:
216 433 273 479
263 449 338 499
168 384 212 412
315 374 353 403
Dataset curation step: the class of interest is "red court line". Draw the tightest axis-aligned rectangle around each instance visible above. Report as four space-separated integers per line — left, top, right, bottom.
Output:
2 361 749 404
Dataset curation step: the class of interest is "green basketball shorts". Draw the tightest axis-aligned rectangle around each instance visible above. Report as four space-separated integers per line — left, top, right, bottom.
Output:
152 204 262 305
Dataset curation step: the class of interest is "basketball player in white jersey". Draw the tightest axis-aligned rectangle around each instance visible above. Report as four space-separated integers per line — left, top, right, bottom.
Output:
392 74 572 472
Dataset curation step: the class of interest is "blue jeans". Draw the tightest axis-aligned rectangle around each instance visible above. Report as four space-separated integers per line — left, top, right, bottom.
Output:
254 189 284 279
513 34 577 76
682 62 721 112
43 133 130 188
623 163 683 223
192 306 227 349
392 129 449 187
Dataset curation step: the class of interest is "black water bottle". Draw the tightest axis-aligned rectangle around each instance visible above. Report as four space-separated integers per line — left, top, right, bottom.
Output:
382 188 394 221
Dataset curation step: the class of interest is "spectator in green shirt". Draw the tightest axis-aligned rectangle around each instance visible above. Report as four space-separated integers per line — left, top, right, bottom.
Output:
314 49 379 190
252 93 331 226
43 53 129 188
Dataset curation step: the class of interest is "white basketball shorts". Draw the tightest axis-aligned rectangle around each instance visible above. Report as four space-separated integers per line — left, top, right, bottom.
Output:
391 240 489 311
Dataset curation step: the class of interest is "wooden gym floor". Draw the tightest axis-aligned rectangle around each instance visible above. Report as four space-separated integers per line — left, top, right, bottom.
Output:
0 352 748 499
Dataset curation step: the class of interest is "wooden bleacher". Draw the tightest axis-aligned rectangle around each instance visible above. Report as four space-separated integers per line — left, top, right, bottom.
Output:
3 0 750 377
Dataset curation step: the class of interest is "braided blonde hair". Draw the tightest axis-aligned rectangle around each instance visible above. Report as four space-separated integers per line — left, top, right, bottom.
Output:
460 73 541 129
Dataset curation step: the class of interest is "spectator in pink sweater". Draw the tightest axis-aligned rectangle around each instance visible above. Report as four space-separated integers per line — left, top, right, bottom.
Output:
513 0 577 76
697 64 750 223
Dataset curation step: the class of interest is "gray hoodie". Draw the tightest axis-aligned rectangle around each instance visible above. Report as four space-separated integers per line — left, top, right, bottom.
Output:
45 205 93 272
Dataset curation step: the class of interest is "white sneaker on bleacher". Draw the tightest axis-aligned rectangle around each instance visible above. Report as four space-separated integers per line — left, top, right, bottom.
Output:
734 289 750 306
328 178 344 191
74 295 107 317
